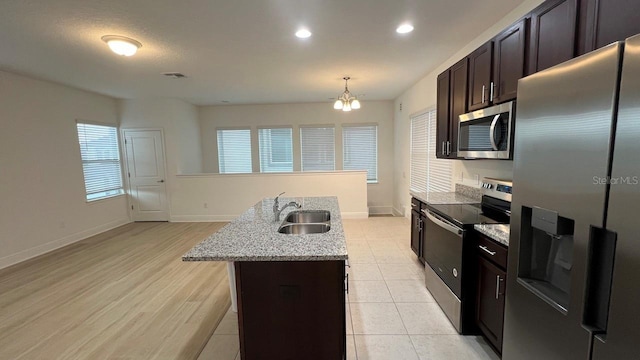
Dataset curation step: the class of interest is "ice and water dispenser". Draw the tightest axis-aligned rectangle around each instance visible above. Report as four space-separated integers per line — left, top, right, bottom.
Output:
517 206 575 314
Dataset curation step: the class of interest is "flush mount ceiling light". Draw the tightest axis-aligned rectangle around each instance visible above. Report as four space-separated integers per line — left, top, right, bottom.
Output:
295 29 312 38
333 77 361 112
101 35 142 56
396 24 414 34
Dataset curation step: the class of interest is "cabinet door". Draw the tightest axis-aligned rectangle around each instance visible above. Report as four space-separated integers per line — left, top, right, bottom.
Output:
580 0 640 54
528 0 578 74
436 70 450 158
468 42 493 111
493 19 526 104
476 256 506 353
449 58 468 159
410 210 422 257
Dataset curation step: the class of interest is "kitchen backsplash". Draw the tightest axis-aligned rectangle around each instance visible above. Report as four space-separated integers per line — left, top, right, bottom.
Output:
455 183 483 201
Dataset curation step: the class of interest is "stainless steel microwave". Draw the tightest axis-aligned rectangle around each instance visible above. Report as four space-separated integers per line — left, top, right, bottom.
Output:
458 101 514 159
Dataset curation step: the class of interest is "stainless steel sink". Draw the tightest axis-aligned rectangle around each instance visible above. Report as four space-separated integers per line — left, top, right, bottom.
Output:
278 223 331 234
284 210 331 223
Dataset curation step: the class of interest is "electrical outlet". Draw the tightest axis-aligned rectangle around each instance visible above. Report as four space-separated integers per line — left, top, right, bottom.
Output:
204 203 208 209
474 174 480 185
459 172 464 182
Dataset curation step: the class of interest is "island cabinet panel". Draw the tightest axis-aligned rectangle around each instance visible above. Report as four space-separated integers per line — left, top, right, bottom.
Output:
235 260 346 360
492 19 527 104
528 0 578 75
579 0 640 55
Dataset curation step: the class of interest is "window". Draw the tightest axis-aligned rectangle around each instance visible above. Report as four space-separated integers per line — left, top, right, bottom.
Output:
217 129 252 173
258 128 293 172
300 126 335 171
76 122 124 201
343 125 378 183
410 109 452 193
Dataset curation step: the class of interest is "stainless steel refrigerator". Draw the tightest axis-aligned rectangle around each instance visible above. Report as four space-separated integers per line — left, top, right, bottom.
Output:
503 34 640 359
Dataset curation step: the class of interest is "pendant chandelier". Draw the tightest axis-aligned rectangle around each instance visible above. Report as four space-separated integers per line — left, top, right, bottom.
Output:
333 77 361 112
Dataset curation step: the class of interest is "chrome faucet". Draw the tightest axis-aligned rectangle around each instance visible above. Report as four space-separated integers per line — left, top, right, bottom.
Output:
273 192 301 221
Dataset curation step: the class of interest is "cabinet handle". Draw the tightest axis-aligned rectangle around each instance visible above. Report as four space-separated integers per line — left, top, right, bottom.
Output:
490 82 495 102
479 245 496 256
345 273 349 294
482 85 486 103
496 275 501 299
446 141 451 155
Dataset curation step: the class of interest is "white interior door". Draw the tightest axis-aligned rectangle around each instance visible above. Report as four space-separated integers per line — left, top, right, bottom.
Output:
123 129 169 221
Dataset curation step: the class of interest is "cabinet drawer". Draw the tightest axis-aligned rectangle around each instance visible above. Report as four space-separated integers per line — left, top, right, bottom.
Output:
411 198 424 212
477 234 508 269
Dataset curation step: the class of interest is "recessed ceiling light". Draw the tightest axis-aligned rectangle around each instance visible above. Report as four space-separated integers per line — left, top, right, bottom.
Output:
295 29 312 39
396 24 414 34
101 35 142 56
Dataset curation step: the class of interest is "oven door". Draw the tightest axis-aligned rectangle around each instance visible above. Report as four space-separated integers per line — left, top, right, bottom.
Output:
422 209 464 298
458 101 514 159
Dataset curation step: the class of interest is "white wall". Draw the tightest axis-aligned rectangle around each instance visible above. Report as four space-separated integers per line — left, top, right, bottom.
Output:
118 98 203 219
171 171 369 221
0 71 130 269
392 0 544 216
199 101 395 214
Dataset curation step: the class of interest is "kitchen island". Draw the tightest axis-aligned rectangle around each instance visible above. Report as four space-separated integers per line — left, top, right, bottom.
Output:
183 196 347 360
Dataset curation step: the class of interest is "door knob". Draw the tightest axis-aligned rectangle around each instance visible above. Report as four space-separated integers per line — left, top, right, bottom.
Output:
157 179 165 183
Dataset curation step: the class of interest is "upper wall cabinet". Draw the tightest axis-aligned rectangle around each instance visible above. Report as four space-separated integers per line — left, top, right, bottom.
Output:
578 0 640 55
468 19 526 112
436 70 450 159
468 42 493 111
528 0 578 75
493 19 527 104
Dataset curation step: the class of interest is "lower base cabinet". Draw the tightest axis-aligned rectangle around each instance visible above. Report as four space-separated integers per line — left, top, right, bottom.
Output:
235 261 346 360
475 234 508 354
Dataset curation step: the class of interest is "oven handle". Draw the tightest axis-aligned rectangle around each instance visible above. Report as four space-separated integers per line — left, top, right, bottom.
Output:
489 114 500 151
423 210 463 237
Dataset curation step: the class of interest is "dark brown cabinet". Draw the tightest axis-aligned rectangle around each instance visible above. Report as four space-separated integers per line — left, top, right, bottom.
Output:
235 261 346 359
436 71 450 158
410 198 425 263
448 58 468 159
475 234 508 354
528 0 578 74
493 20 527 104
468 42 493 111
579 0 640 55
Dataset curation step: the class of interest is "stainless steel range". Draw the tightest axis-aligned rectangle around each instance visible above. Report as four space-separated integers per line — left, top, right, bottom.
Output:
423 178 512 333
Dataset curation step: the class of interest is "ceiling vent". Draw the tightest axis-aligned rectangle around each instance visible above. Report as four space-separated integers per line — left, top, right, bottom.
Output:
162 72 187 79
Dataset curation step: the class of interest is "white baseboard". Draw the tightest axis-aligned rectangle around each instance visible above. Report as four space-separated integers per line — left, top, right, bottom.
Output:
392 206 405 217
170 214 237 222
368 206 393 215
0 217 131 271
341 212 369 219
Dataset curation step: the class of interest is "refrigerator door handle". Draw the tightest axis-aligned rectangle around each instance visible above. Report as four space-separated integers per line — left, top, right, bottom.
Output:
582 225 617 336
489 115 500 151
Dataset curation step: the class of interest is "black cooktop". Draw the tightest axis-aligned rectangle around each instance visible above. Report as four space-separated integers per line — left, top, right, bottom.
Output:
425 203 504 228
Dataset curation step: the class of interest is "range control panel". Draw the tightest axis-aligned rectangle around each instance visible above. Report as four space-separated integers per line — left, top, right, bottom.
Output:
482 178 513 202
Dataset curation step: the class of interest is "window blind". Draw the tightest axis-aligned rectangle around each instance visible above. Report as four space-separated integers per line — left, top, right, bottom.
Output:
258 128 293 173
300 127 335 171
343 125 378 183
427 110 453 192
217 129 252 173
410 113 428 193
76 122 124 201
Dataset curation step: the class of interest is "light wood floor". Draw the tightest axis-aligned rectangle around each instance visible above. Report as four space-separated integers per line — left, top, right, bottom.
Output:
0 222 230 360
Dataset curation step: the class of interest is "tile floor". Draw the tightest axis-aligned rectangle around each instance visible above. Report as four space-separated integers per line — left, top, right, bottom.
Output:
198 217 499 360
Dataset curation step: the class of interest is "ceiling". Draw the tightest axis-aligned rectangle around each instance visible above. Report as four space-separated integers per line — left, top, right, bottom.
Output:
0 0 527 106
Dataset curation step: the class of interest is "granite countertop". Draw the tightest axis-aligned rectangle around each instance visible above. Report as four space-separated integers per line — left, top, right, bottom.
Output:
474 224 510 247
182 196 347 262
411 191 479 205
